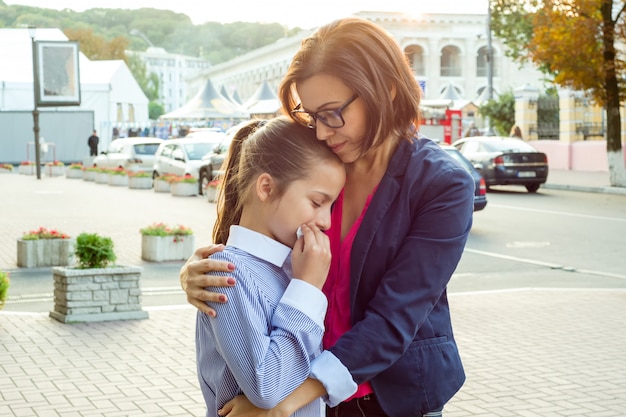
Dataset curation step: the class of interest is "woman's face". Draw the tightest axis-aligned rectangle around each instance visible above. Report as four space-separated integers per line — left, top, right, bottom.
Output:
296 74 367 164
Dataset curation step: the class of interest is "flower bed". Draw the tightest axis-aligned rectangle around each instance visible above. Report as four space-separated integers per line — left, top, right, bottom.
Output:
17 227 74 268
83 166 98 181
66 163 83 179
140 223 195 261
18 161 35 175
0 163 14 173
128 171 153 189
108 168 128 186
45 161 65 177
170 174 198 197
153 175 174 193
205 178 221 203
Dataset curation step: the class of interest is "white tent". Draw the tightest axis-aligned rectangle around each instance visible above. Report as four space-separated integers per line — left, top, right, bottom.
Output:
241 80 281 117
160 78 249 122
0 28 149 162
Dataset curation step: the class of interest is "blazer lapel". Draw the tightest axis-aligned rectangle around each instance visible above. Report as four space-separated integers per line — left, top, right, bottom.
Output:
349 139 413 309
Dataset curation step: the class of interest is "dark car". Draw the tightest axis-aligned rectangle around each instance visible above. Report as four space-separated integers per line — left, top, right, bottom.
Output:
441 145 487 212
451 136 549 193
198 123 243 194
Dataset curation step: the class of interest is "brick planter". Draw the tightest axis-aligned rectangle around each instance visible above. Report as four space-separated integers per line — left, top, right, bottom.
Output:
83 169 97 181
17 239 75 268
95 171 109 184
50 266 148 323
141 235 196 262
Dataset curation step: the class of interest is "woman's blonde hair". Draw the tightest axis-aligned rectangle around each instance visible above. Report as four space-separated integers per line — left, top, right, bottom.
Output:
212 116 340 244
280 17 422 154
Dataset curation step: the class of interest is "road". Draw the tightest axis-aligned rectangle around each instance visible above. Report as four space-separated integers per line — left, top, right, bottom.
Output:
450 187 626 293
4 181 626 312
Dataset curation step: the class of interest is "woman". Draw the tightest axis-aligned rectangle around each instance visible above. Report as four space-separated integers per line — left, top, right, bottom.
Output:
181 17 474 417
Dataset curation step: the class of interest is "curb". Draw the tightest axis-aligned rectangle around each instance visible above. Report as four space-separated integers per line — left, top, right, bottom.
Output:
543 183 626 195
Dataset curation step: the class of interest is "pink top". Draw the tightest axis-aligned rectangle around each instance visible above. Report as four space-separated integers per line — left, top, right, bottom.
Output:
322 188 376 401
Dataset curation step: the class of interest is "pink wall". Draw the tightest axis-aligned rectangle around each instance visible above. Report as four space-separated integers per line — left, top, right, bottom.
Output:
528 140 626 172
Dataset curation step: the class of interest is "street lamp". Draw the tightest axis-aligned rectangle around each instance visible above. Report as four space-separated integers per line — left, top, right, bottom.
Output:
129 29 154 47
29 25 42 180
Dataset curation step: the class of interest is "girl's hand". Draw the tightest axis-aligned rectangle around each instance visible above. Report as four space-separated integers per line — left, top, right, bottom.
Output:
218 395 268 417
291 224 332 290
179 244 236 317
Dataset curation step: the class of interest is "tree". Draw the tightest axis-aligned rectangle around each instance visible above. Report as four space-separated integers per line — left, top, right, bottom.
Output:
491 0 626 186
478 90 516 136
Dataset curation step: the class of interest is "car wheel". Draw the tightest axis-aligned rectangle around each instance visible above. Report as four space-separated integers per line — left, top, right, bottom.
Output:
200 170 211 196
152 171 159 180
525 183 540 193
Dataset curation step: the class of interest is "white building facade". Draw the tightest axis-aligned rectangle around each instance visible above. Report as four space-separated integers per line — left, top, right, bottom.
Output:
188 12 544 108
127 47 212 113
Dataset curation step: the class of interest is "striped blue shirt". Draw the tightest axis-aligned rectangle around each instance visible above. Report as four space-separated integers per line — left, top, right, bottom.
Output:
196 225 328 417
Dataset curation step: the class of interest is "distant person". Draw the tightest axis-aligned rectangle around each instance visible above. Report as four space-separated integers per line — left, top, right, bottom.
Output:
464 122 480 137
510 124 523 139
87 130 99 156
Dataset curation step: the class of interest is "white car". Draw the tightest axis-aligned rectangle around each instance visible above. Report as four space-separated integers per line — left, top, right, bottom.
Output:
152 133 225 194
93 137 164 173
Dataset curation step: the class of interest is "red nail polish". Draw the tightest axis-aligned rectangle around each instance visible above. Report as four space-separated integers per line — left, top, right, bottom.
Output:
219 295 227 302
227 278 235 285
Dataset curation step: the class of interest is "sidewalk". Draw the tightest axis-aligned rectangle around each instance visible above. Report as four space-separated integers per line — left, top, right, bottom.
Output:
1 170 626 416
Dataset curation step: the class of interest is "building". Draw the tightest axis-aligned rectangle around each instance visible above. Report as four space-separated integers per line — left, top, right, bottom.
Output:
127 47 212 113
188 11 544 118
0 28 149 164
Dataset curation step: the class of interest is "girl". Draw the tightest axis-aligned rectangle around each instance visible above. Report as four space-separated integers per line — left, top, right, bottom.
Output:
195 117 351 417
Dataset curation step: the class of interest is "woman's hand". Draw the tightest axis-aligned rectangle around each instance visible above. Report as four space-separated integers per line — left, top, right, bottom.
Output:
291 224 332 290
179 244 236 317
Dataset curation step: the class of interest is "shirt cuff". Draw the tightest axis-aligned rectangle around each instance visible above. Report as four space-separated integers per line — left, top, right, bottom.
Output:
280 279 328 327
310 350 358 407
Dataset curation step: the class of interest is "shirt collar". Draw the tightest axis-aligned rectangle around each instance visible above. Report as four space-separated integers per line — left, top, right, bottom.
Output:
227 225 291 267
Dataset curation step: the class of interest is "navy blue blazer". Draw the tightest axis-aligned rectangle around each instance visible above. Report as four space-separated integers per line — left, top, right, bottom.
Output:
327 136 474 416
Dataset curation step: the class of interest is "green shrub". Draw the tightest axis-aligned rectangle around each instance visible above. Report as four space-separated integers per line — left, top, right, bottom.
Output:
0 270 10 309
74 233 116 269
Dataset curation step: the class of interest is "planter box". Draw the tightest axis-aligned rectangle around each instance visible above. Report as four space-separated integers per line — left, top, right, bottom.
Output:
170 181 198 197
128 176 153 189
66 168 83 179
17 239 75 268
50 266 149 323
45 165 65 177
83 170 97 181
108 174 128 186
141 235 196 262
153 179 171 193
95 172 109 184
0 167 13 174
18 165 35 175
206 186 218 203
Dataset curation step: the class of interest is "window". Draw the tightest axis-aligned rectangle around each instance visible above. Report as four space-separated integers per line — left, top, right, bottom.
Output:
440 45 462 77
405 45 425 76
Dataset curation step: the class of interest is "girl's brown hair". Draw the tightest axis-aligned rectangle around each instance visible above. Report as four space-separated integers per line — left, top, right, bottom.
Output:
212 116 341 244
279 17 422 154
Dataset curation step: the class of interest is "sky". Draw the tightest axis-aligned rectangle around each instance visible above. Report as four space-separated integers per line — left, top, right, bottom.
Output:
5 0 488 29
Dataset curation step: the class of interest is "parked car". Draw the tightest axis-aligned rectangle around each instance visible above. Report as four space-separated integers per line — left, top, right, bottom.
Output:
441 145 487 212
152 133 225 194
451 136 549 193
198 122 244 193
92 137 164 173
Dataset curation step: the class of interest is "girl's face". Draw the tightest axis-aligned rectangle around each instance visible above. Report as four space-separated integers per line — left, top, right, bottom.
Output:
296 74 367 164
262 159 345 248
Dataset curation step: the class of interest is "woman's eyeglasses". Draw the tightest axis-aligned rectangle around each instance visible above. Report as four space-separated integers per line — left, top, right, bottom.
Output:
291 94 358 129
